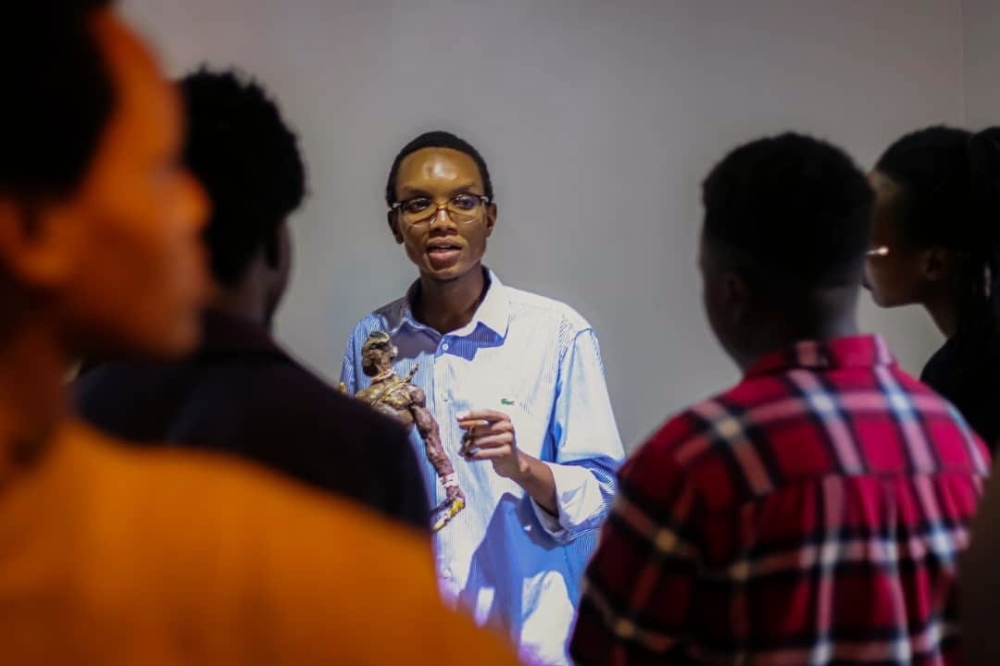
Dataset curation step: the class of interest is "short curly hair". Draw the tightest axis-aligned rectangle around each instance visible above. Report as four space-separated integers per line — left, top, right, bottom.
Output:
702 132 874 287
180 67 307 286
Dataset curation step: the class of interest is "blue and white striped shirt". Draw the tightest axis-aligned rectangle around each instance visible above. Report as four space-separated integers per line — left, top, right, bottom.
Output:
341 269 624 665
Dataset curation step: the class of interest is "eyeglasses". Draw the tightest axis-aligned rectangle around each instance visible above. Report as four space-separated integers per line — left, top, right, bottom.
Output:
391 193 491 226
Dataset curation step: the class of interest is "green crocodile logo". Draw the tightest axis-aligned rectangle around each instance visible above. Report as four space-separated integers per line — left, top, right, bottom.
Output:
501 398 515 406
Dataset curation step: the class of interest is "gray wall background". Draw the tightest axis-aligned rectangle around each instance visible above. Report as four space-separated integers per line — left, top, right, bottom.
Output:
124 0 976 449
964 0 1000 128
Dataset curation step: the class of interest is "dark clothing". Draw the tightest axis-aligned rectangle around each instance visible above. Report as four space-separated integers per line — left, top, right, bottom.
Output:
921 336 1000 454
75 310 429 531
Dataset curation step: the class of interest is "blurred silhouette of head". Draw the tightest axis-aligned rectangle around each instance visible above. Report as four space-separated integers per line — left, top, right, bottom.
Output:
180 67 306 328
0 0 210 360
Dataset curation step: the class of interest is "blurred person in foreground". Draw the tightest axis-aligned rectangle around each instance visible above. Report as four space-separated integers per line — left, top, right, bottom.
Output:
0 1 517 663
571 134 988 664
75 66 428 530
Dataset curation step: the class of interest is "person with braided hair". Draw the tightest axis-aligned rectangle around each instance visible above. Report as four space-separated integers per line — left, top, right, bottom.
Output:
865 125 1000 452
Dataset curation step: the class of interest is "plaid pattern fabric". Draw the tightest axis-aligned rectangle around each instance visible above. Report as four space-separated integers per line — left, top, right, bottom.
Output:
571 335 990 665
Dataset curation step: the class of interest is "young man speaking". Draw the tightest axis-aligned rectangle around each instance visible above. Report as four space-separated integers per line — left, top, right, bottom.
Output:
342 131 625 664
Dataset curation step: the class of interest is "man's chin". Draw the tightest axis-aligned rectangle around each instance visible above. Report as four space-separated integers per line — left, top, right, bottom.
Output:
866 291 894 309
420 262 478 283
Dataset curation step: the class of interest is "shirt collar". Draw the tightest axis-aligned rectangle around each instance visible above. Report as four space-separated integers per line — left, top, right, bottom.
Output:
398 266 510 339
744 334 895 378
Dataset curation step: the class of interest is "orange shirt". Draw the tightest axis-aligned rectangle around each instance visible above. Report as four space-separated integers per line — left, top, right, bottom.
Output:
0 420 520 665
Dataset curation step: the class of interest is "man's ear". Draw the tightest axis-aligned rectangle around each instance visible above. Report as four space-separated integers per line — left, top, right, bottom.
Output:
0 196 80 288
919 248 949 283
485 202 497 238
388 211 404 244
722 270 752 324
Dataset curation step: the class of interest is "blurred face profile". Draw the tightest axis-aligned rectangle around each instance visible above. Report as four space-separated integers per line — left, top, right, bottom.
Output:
53 11 210 357
863 171 924 308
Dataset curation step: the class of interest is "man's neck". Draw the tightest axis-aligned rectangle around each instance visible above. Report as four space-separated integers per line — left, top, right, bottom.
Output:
735 316 859 372
923 289 959 340
212 284 271 331
0 322 70 484
414 266 487 334
735 289 861 372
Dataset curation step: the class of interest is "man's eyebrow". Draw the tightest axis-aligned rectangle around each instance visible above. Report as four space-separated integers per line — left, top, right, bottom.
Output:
397 183 482 200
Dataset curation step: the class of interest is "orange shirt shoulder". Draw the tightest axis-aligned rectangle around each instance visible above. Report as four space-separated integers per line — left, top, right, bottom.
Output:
0 421 518 665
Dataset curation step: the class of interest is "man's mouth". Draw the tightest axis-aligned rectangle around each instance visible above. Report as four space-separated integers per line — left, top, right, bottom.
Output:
427 240 463 252
426 242 463 269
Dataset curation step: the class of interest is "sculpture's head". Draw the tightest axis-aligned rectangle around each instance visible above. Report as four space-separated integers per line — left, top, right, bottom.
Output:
361 331 397 377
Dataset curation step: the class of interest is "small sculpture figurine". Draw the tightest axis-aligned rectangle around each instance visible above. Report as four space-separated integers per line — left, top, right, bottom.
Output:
341 331 465 532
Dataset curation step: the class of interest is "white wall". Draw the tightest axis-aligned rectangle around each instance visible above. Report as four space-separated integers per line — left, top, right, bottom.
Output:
123 0 956 449
963 0 1000 128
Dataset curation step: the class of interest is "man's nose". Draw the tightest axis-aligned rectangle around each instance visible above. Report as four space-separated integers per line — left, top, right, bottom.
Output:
428 207 458 231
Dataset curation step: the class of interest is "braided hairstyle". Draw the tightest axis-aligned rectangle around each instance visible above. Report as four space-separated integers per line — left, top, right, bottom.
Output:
875 125 1000 380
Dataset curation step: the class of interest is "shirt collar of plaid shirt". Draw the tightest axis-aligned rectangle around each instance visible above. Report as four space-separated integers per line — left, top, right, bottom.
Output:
744 335 896 378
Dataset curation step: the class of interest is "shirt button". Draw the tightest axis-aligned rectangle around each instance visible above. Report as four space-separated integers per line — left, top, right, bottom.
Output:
442 568 452 579
442 343 450 352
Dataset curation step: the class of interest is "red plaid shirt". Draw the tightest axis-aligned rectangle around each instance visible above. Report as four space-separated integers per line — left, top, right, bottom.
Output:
571 336 989 665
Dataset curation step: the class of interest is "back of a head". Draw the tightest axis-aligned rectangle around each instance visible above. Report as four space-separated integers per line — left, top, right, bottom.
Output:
702 132 875 290
180 68 306 288
0 0 116 204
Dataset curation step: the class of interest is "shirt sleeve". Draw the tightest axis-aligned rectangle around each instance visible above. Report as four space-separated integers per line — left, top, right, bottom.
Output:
529 328 625 543
569 427 705 665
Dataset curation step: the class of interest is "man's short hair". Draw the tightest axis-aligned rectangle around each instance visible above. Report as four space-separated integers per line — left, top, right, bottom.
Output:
385 131 493 207
0 0 116 201
702 133 874 287
180 67 306 287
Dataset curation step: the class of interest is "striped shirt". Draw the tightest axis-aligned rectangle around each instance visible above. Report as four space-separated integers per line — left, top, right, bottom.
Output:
341 269 624 665
571 335 989 665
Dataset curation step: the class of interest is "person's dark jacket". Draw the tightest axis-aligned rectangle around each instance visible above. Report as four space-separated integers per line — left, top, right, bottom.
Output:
75 310 429 531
